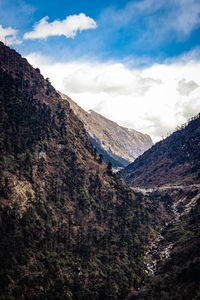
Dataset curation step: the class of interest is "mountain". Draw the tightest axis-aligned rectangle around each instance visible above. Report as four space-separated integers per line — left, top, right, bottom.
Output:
121 115 200 188
60 93 153 168
1 42 199 300
0 42 161 300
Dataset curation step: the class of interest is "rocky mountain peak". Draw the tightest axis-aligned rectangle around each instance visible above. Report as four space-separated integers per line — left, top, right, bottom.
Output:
60 93 153 167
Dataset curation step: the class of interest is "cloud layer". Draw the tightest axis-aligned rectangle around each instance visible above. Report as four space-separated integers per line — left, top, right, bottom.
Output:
177 78 199 96
26 51 200 142
24 13 97 40
0 25 21 45
99 0 200 50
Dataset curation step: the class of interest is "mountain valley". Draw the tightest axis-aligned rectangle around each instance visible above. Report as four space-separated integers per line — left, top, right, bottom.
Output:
122 116 200 299
130 184 200 300
0 42 163 300
0 42 199 300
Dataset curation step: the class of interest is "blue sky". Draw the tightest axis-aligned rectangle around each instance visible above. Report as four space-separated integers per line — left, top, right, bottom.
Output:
1 0 200 64
1 0 200 141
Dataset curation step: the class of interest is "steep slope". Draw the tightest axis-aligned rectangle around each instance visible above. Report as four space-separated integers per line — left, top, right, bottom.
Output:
130 187 200 300
60 93 153 167
120 114 200 299
0 42 161 300
121 115 200 188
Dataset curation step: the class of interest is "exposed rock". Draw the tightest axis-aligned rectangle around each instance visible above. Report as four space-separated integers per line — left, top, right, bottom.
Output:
60 93 153 167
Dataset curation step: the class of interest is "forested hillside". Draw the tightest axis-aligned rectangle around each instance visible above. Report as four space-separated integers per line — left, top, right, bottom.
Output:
121 115 200 188
1 41 199 300
0 42 161 300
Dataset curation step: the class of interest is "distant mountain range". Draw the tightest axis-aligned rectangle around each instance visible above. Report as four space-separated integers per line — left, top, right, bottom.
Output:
60 93 153 167
121 114 200 187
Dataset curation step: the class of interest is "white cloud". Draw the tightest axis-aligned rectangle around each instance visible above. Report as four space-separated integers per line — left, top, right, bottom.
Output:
26 52 200 143
100 0 200 47
177 78 199 96
173 0 200 36
0 24 21 45
24 13 97 40
165 46 200 64
178 97 200 119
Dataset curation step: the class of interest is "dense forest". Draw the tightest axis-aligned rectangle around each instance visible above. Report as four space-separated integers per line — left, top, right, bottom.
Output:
0 42 165 300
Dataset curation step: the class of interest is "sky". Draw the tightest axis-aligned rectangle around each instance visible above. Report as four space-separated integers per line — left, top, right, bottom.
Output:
0 0 200 141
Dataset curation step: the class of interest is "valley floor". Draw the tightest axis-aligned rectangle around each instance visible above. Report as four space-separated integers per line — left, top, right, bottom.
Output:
129 183 200 300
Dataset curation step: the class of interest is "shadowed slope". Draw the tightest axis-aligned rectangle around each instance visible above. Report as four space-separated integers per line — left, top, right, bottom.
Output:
121 115 200 188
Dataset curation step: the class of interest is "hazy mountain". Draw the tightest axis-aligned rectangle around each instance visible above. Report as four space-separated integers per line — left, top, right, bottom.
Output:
60 93 153 168
121 114 200 188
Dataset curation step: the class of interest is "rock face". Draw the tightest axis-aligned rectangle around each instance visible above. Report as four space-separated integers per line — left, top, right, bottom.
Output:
60 93 153 167
0 42 160 300
121 114 200 188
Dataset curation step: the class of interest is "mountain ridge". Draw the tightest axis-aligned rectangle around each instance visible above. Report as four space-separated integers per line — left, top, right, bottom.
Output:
121 114 200 188
60 92 153 167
